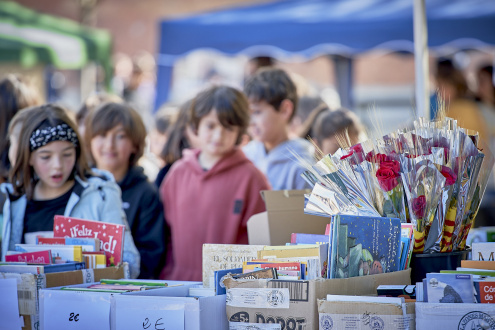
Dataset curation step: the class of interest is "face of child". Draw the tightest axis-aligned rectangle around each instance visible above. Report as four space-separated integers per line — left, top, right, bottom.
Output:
197 109 239 162
29 140 76 195
248 100 288 147
90 124 135 180
320 135 340 156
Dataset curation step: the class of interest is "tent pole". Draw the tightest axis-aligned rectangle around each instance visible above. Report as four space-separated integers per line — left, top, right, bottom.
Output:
413 0 430 119
331 55 354 110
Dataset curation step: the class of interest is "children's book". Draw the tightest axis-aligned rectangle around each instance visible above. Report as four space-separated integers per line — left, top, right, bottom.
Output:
328 215 401 279
214 267 243 295
400 237 410 270
14 244 83 263
5 250 52 264
426 273 475 303
53 215 124 266
36 237 66 245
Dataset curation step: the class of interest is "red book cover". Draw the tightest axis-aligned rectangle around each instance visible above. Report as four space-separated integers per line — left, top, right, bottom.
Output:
37 237 66 245
53 215 124 267
476 281 495 303
6 250 52 264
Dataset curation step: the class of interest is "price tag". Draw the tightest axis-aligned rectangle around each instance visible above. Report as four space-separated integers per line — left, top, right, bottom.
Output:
0 278 22 330
112 295 185 330
40 289 112 330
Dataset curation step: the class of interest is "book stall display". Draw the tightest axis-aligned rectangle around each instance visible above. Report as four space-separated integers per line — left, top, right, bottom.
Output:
1 118 494 330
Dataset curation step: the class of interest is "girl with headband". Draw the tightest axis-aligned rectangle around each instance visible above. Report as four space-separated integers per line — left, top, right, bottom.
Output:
1 104 141 278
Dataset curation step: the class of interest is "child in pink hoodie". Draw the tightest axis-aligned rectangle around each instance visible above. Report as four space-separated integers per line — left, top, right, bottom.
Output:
159 86 270 281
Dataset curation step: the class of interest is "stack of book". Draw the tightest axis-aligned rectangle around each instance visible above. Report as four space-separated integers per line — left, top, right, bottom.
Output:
1 216 125 272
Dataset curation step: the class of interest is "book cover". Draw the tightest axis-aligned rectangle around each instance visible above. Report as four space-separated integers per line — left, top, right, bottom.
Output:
0 264 45 274
201 244 265 288
474 280 495 303
214 267 242 295
36 237 65 245
65 237 100 252
14 244 83 263
461 260 495 271
400 237 410 270
290 233 329 245
53 215 124 266
329 215 401 279
471 242 495 261
426 273 475 303
5 250 52 264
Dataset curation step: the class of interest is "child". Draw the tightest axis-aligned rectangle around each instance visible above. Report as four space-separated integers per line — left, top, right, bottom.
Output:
299 107 364 156
243 68 315 190
159 86 270 281
86 102 165 279
1 104 140 278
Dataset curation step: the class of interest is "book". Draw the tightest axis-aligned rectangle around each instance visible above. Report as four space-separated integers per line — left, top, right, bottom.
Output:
290 233 329 245
0 262 85 274
426 273 476 303
83 253 107 269
5 250 52 264
377 285 416 299
471 242 495 261
461 260 495 271
53 215 124 267
474 279 495 303
14 244 83 263
214 267 243 295
65 237 101 252
36 237 65 245
201 244 265 288
328 215 401 279
399 237 410 270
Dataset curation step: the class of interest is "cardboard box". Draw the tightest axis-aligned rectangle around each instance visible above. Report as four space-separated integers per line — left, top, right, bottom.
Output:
1 265 126 330
225 269 411 330
111 284 228 330
38 281 223 330
247 190 330 246
416 302 495 329
317 299 415 329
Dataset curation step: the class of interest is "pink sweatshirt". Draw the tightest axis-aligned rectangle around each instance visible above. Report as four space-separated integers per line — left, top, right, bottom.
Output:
159 148 270 281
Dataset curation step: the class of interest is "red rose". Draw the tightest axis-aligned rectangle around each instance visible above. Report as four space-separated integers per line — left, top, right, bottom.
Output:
440 166 457 186
379 160 400 174
376 167 399 191
366 152 387 163
350 144 363 154
412 195 426 219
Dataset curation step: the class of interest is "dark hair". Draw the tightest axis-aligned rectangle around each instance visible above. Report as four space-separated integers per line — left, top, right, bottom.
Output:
190 85 250 145
85 102 147 167
76 93 122 126
10 104 89 199
300 107 360 143
244 68 298 120
435 59 469 98
0 75 40 181
159 99 193 164
154 110 175 134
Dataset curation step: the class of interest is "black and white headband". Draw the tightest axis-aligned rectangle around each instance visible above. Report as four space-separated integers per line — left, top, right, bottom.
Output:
30 120 79 151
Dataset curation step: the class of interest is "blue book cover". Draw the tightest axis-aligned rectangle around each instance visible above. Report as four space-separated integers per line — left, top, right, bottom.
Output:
329 215 401 279
400 237 410 270
65 237 99 251
214 267 242 295
291 233 329 245
43 262 86 273
426 273 475 303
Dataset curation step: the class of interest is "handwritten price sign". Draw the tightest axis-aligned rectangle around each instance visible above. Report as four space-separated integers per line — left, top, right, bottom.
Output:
112 295 185 330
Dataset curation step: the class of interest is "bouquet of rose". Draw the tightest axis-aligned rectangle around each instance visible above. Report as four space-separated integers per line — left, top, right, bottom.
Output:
299 114 494 254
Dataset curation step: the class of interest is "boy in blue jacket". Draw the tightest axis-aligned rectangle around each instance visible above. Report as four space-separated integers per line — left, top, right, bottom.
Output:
243 68 314 190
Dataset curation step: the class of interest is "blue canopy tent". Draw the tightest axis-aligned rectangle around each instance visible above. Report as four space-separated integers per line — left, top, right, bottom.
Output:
155 0 495 110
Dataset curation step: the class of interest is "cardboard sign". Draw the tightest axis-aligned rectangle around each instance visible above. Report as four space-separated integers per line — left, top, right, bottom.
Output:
111 295 185 330
40 289 112 330
0 278 22 330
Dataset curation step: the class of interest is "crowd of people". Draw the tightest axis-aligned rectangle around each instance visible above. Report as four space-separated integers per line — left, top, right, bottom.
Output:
0 59 494 280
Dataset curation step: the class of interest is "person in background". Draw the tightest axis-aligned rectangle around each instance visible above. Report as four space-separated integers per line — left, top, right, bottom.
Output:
434 59 488 141
289 95 327 138
1 104 140 278
159 86 270 281
85 102 165 279
0 74 40 185
76 93 123 140
243 67 315 190
299 107 364 156
154 99 201 188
